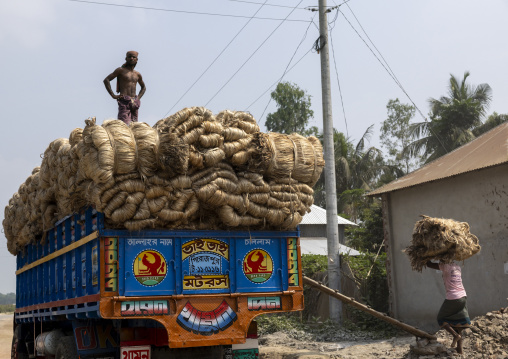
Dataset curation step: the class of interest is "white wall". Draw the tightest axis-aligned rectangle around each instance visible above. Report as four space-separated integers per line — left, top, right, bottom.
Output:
385 165 508 331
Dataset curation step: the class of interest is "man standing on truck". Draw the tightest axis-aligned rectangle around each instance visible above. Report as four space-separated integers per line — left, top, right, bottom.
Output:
104 51 146 125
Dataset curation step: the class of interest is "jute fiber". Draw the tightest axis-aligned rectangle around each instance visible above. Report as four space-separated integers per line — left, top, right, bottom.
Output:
405 215 481 272
3 107 324 255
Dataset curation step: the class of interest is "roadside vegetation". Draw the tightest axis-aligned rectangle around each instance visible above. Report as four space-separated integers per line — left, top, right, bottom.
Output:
0 293 15 313
257 74 503 339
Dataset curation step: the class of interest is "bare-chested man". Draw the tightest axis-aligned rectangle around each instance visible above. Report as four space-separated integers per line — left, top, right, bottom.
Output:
104 51 146 125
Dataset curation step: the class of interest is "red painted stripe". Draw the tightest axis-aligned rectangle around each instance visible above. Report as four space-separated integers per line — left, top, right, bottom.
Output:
15 294 101 313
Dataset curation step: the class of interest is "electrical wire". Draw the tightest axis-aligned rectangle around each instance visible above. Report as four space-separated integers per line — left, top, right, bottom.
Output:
257 13 317 123
245 48 312 111
328 12 349 138
338 9 448 153
67 0 312 22
343 3 403 95
205 0 305 107
227 0 306 10
163 0 269 117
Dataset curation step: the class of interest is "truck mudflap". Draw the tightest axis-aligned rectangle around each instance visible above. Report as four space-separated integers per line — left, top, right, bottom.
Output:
99 232 303 348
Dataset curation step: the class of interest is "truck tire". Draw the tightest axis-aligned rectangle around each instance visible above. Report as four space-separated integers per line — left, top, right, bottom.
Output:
11 325 28 359
55 336 78 359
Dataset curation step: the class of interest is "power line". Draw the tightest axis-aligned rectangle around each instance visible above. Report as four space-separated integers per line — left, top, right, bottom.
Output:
343 3 403 94
338 12 420 116
205 0 305 107
258 13 317 123
337 7 448 152
304 0 352 12
245 48 312 111
328 11 349 138
68 0 312 22
164 0 269 117
227 0 306 10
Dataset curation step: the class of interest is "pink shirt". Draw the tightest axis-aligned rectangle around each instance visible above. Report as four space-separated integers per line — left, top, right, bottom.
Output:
439 263 467 300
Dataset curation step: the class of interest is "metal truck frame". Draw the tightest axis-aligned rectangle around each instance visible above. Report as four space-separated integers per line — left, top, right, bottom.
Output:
12 207 303 358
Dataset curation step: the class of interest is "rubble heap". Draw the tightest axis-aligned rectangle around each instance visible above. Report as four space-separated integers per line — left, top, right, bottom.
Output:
3 107 324 255
418 307 508 358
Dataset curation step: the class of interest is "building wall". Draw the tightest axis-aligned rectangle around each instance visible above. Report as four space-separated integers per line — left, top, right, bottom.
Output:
300 224 326 238
385 164 508 331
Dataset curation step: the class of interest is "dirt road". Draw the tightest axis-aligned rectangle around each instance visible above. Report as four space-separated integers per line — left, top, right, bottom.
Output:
0 313 13 358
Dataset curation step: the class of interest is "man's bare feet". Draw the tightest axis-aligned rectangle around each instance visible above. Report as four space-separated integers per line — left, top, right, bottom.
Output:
451 334 461 348
456 337 464 354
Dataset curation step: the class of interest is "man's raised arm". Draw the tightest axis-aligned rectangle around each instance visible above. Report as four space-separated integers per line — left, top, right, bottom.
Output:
104 68 122 100
137 74 146 100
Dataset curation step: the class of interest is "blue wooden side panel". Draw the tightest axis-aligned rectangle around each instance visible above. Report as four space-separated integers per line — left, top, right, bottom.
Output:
15 208 102 323
106 229 299 297
16 206 300 323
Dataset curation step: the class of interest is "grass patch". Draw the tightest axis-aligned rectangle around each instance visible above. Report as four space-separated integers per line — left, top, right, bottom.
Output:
0 304 15 313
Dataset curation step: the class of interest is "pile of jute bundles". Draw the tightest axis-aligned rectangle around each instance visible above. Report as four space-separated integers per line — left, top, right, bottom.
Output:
405 215 481 271
3 107 324 255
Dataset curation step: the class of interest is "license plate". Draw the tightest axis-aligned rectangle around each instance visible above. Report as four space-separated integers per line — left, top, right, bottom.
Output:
120 345 151 359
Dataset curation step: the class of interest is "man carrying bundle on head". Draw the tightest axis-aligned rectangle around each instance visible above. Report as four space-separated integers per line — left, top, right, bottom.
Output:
104 51 146 125
405 215 480 356
426 260 470 355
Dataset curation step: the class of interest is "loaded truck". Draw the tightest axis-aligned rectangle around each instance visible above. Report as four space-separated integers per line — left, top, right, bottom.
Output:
12 207 303 358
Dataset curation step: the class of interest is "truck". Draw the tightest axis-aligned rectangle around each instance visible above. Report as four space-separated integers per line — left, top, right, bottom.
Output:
12 206 303 358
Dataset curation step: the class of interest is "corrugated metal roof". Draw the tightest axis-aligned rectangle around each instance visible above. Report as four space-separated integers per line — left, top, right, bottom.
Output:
300 205 357 226
368 122 508 196
300 238 361 256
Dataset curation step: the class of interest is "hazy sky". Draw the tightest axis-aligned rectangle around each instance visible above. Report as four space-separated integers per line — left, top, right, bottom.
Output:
2 0 508 293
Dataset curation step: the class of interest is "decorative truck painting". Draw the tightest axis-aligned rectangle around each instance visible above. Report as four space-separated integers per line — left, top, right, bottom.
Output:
12 208 304 358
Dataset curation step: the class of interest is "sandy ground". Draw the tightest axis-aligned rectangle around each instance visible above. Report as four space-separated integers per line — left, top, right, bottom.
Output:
259 335 417 359
0 313 13 358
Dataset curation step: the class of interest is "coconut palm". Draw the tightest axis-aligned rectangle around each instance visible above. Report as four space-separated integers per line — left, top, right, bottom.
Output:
407 72 492 163
313 126 399 216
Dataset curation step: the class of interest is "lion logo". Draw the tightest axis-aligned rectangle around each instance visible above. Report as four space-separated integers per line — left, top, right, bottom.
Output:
133 250 167 286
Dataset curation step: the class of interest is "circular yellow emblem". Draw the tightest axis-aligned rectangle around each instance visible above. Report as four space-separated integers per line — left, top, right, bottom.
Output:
243 249 273 284
133 250 167 286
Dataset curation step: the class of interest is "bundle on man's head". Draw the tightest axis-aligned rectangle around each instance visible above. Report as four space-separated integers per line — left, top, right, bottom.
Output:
404 215 481 272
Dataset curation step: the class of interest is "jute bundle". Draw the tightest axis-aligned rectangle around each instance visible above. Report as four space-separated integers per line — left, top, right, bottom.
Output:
130 122 160 180
405 216 481 272
155 107 213 136
216 110 260 134
102 120 137 175
248 133 324 187
157 131 189 177
3 107 324 255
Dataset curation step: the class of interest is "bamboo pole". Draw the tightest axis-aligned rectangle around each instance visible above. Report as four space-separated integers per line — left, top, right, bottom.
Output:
303 275 436 340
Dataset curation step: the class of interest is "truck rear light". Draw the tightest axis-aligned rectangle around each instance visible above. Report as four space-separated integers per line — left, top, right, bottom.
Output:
120 327 168 347
246 320 258 339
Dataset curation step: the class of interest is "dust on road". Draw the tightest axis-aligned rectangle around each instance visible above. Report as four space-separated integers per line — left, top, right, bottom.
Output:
0 313 13 358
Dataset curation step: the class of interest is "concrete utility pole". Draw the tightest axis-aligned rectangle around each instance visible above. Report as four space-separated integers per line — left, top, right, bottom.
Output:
318 0 342 322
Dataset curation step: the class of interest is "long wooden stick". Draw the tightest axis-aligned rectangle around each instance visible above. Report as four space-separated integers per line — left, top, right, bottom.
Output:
303 275 436 340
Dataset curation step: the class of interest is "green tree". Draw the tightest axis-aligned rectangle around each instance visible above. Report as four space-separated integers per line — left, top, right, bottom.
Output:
0 292 15 305
380 99 421 174
330 126 397 216
472 112 508 136
265 82 314 135
335 125 388 192
408 72 492 163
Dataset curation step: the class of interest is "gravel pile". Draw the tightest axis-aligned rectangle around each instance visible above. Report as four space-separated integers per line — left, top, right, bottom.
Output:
438 307 508 358
407 306 508 358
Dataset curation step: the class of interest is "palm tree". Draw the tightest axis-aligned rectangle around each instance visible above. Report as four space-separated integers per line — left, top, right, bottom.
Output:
407 72 492 163
313 126 400 217
333 126 398 216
